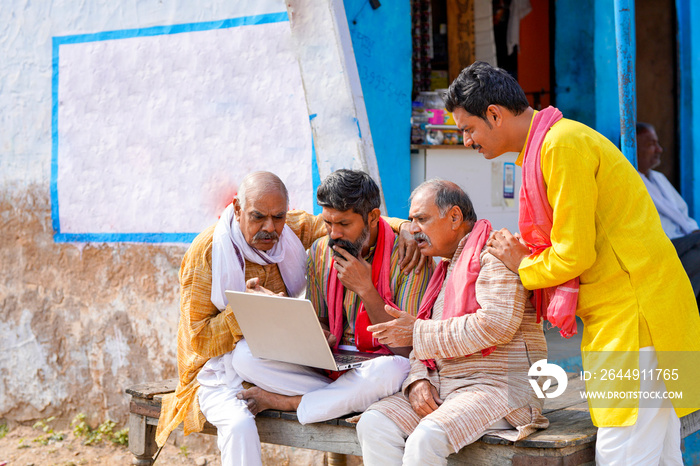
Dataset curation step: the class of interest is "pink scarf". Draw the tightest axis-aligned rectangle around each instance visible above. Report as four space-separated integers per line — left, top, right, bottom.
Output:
416 219 495 369
519 106 578 338
327 217 395 354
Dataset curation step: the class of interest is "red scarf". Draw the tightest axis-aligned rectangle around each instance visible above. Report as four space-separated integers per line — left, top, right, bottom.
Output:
416 219 495 369
327 217 395 354
519 106 578 338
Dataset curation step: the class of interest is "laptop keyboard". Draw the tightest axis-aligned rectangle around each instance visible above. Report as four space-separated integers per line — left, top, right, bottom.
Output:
334 353 373 365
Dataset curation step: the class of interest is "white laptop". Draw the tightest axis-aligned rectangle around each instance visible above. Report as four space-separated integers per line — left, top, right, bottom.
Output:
226 290 383 371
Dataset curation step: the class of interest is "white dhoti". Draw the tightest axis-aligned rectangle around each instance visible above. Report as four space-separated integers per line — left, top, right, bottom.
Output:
197 340 409 466
197 352 261 466
595 347 683 466
231 339 410 424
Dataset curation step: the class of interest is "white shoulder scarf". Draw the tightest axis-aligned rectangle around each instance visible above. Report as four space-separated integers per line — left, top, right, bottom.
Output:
210 204 308 310
641 170 698 238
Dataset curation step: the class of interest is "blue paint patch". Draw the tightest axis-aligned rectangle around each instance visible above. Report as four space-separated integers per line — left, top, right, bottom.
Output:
554 0 596 127
51 12 289 243
311 134 321 215
353 117 362 139
344 0 412 217
683 429 700 465
309 113 317 120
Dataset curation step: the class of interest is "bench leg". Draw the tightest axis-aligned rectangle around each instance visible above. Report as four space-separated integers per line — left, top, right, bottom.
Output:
129 412 158 466
327 452 347 466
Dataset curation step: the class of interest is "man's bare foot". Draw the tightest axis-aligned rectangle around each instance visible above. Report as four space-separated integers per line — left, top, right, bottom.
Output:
236 387 301 415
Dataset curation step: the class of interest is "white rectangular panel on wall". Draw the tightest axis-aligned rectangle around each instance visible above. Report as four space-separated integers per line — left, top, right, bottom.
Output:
51 7 312 243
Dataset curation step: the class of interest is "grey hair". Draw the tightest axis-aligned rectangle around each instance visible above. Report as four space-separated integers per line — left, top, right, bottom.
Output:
410 178 477 225
236 171 289 209
636 122 655 135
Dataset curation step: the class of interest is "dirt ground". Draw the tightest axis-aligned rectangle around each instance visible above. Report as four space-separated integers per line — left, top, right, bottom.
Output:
0 425 220 466
0 424 363 465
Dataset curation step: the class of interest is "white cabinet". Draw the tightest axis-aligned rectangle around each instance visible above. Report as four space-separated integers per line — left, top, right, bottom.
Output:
411 146 522 232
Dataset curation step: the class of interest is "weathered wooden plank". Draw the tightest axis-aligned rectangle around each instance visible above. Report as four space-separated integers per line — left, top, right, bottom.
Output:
681 409 700 438
125 379 178 399
514 410 596 449
256 417 363 456
130 400 161 419
127 379 599 464
446 439 595 465
512 445 595 466
478 409 595 450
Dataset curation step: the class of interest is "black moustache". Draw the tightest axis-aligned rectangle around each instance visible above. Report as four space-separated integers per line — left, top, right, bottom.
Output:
329 238 361 258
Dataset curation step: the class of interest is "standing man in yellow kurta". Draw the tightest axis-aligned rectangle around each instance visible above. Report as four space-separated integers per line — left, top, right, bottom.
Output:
444 61 700 465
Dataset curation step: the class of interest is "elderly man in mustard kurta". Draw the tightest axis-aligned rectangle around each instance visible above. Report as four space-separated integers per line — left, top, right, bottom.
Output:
155 171 419 465
445 61 700 465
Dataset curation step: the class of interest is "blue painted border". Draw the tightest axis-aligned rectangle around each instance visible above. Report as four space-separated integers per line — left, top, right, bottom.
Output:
54 232 199 243
51 12 289 244
613 0 637 166
677 0 699 218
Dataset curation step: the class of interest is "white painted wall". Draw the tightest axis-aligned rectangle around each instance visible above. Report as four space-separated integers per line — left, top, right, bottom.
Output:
0 0 379 427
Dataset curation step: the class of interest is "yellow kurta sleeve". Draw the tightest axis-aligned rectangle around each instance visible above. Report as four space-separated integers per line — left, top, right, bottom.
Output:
181 261 243 358
285 210 327 250
518 135 598 289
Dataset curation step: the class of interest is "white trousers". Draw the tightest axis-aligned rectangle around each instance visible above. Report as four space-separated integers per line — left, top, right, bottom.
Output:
231 339 411 424
356 409 512 466
595 346 683 466
357 410 455 466
197 352 261 466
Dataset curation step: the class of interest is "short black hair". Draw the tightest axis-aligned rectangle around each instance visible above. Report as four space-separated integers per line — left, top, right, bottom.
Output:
411 179 477 226
316 169 380 221
443 61 529 121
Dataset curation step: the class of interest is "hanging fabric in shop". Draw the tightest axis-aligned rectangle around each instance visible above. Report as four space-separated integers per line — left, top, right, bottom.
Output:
474 0 497 65
507 0 532 54
411 0 432 95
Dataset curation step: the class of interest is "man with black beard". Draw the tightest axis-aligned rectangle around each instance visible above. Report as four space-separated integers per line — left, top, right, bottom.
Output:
234 169 434 425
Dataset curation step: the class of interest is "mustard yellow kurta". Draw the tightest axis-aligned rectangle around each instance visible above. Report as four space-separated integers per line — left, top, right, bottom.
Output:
516 117 700 426
155 211 407 445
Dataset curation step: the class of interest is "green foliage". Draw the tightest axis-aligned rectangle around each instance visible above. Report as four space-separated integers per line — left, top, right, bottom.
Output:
32 416 64 445
179 445 189 458
0 423 8 440
71 413 91 438
70 413 129 446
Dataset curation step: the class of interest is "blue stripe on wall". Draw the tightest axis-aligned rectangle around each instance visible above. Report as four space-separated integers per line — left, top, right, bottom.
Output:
311 133 321 215
51 13 289 243
54 232 198 243
52 13 289 46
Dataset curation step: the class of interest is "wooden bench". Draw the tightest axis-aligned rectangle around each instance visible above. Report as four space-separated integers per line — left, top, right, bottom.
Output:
125 374 699 465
